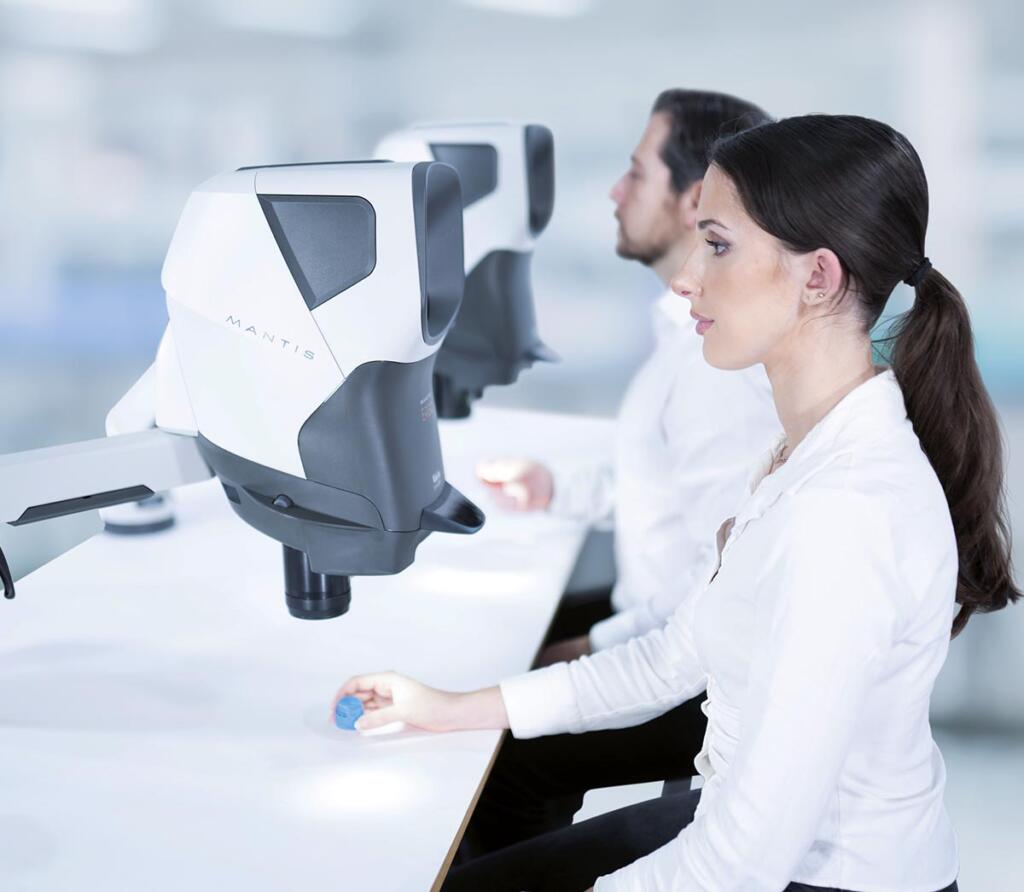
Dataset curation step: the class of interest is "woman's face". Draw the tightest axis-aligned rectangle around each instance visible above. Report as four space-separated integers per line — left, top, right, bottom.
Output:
671 165 821 371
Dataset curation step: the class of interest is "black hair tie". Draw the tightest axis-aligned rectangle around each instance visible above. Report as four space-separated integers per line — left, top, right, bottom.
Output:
904 257 932 288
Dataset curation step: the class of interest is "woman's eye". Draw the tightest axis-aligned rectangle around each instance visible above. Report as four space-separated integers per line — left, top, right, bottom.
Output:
705 238 729 256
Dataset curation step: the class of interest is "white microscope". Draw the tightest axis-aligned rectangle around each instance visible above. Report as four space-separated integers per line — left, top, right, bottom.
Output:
0 159 483 619
376 122 557 417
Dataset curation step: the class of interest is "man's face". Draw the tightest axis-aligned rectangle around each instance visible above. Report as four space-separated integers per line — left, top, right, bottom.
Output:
609 111 684 266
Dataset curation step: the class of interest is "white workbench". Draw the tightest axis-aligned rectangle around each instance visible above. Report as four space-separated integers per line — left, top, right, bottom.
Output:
0 407 613 892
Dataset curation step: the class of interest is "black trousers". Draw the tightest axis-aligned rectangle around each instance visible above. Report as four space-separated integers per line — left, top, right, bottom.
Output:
443 788 959 892
457 588 708 860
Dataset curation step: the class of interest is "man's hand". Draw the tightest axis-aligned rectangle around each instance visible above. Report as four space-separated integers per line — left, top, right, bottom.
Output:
476 458 554 512
535 634 592 668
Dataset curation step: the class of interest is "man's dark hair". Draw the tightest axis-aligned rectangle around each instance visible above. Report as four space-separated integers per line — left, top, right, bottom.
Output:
651 89 772 193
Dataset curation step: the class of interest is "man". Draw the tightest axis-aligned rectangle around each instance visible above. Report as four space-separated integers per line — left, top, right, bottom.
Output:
467 89 781 858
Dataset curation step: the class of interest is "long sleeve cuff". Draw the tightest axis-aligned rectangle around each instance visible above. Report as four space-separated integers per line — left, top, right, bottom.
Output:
499 663 582 739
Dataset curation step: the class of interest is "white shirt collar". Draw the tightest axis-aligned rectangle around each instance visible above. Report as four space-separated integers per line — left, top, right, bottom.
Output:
737 368 907 524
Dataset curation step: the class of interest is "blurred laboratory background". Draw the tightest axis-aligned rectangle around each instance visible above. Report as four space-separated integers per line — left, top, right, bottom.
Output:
1 0 1021 887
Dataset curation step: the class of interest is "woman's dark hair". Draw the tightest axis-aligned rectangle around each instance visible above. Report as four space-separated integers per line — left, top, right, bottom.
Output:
651 89 772 194
710 114 1018 636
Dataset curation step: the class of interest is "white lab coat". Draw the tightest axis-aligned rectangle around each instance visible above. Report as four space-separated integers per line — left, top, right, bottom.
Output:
549 290 780 650
502 369 960 892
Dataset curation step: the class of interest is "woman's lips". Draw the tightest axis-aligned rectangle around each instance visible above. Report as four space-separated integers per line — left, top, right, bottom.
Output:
690 310 714 336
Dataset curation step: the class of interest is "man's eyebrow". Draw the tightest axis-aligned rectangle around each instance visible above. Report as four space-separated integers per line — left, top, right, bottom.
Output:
698 218 730 231
630 154 643 168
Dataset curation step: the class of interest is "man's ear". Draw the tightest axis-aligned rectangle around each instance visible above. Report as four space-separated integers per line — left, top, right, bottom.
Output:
677 178 702 229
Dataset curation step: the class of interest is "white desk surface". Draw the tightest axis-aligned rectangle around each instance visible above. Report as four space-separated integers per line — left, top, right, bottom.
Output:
0 407 612 892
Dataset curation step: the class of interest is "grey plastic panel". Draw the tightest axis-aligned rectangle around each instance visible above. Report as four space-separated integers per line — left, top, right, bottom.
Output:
0 428 211 526
12 485 155 526
524 125 555 236
411 162 465 342
197 435 427 577
432 249 557 418
298 355 444 532
437 250 544 363
198 356 483 577
259 194 376 311
199 436 384 529
429 143 498 208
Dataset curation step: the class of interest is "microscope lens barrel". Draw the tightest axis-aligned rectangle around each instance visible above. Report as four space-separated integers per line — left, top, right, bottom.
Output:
282 545 352 620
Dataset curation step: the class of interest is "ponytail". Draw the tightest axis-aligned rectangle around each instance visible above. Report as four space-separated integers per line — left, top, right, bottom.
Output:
888 266 1020 635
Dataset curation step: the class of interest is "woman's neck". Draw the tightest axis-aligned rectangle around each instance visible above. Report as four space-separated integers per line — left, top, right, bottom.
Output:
765 332 876 455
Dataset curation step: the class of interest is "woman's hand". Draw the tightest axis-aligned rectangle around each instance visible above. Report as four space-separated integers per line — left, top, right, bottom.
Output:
334 672 510 733
476 458 554 512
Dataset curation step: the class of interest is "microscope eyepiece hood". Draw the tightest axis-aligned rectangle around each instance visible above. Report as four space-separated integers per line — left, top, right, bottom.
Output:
376 122 558 418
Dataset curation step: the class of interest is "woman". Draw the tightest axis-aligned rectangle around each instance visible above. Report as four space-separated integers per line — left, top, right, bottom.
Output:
335 115 1019 891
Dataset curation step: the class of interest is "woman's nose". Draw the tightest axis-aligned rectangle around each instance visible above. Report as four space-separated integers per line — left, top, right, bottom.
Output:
671 244 701 300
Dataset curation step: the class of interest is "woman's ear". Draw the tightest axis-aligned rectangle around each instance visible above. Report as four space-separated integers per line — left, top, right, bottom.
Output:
803 248 844 307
